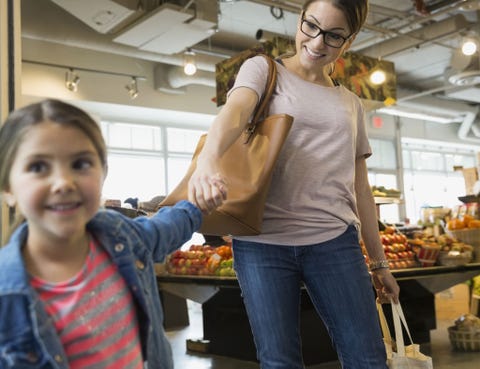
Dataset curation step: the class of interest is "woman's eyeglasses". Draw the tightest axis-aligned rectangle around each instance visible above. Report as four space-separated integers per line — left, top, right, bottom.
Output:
300 18 351 48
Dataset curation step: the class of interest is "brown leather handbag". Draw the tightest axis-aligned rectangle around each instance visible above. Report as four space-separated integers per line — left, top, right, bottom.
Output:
159 55 294 236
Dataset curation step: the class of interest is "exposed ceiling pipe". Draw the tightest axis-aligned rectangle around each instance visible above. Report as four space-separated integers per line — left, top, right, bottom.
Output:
426 0 474 14
245 0 302 13
358 14 470 58
397 79 480 102
22 30 224 72
164 66 216 89
457 110 480 143
388 89 480 143
352 0 480 51
470 121 480 137
154 63 215 94
393 93 477 122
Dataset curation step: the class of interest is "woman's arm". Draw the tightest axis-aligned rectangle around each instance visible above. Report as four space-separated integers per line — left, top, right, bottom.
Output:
355 156 400 303
188 87 258 211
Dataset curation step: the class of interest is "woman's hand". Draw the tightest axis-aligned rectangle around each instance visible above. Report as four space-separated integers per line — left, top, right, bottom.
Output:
371 268 400 304
188 163 227 215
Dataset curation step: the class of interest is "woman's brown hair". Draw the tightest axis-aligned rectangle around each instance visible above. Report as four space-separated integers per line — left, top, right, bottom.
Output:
302 0 369 35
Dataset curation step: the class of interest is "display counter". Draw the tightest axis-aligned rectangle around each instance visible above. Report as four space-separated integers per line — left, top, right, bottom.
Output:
157 263 480 365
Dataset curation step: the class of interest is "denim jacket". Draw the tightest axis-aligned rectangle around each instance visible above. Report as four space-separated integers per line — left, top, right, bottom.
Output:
0 200 201 369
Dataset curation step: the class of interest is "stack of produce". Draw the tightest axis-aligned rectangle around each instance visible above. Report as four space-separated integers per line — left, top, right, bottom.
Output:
361 226 417 269
446 214 480 230
407 233 473 266
371 186 401 198
445 214 480 262
166 244 235 277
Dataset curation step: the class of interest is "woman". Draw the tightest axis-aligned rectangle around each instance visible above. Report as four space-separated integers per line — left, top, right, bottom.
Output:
189 1 400 368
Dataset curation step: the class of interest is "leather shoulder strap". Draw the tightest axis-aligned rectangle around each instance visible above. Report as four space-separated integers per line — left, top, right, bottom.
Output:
251 55 277 124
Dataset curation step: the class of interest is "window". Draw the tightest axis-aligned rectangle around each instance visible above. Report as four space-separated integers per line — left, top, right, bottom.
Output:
104 122 162 151
167 128 204 153
368 139 397 170
100 121 206 203
103 154 165 202
367 139 400 224
402 141 476 224
367 138 477 225
165 128 206 191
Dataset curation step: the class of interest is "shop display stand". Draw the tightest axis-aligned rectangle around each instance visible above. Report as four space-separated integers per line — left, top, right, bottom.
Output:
471 294 480 316
374 196 402 219
157 263 480 364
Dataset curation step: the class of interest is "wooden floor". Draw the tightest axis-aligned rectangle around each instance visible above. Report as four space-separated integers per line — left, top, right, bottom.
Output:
165 284 480 369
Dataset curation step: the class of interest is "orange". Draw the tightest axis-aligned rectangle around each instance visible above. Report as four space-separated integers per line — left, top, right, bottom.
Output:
447 218 465 230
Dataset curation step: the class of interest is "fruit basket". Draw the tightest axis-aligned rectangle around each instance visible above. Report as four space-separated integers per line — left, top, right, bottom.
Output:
445 228 480 262
446 228 480 244
437 251 472 266
415 244 441 267
448 314 480 351
448 327 480 351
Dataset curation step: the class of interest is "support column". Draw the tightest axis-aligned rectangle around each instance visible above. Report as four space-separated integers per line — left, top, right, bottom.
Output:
0 0 21 245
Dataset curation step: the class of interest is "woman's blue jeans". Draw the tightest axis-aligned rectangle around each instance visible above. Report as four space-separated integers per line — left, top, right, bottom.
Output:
232 225 388 369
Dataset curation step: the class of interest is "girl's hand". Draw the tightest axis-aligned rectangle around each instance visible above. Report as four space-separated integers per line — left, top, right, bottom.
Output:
188 171 227 214
371 268 400 304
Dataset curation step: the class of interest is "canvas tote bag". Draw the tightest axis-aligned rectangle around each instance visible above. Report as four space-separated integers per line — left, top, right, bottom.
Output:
159 55 294 236
377 301 433 369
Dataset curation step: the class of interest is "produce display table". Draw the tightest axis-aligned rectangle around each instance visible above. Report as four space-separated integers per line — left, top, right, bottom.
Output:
157 263 480 365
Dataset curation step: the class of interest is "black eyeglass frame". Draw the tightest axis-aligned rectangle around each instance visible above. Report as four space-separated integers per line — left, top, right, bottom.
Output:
300 17 352 49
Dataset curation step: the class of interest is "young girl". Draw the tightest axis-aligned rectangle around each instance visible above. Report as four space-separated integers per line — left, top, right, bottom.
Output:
0 99 226 369
189 1 399 368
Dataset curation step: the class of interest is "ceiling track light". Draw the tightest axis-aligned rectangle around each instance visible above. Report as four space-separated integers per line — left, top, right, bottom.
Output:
65 68 80 92
24 60 147 97
125 77 139 99
461 38 478 56
183 48 197 76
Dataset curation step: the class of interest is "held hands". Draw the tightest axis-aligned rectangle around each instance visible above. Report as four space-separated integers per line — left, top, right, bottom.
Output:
188 172 227 215
371 268 400 304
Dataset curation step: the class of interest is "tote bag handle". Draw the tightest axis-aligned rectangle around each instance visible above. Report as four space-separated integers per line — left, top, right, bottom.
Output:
391 301 415 357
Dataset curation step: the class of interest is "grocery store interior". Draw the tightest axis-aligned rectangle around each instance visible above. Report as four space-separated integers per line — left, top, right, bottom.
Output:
2 0 480 367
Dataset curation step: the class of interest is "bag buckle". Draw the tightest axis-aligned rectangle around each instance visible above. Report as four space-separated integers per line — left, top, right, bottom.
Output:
244 125 256 144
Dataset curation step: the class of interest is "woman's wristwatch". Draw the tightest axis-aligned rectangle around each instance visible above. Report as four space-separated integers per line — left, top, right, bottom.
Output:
368 260 390 271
